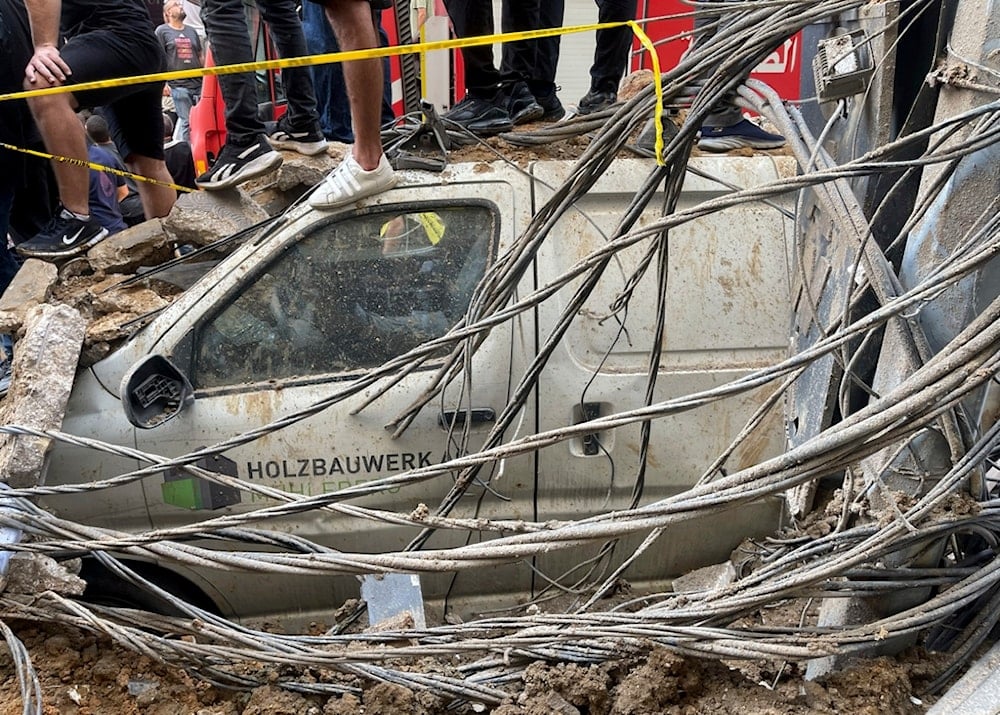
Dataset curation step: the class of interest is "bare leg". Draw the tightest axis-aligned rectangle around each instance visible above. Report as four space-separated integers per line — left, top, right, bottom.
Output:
128 155 177 218
322 0 385 170
25 88 89 215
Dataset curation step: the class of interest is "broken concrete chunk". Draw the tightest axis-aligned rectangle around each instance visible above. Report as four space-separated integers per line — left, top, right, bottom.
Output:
87 218 174 274
1 554 85 596
0 303 87 489
274 151 337 192
672 561 737 593
618 69 654 102
162 189 270 247
0 259 59 334
91 285 170 317
86 312 146 344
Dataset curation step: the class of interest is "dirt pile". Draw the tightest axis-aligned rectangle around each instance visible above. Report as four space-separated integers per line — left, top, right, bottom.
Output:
0 620 941 714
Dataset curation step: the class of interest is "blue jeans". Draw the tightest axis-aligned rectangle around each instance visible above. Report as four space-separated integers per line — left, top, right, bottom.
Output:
169 85 199 142
302 0 353 142
301 4 393 139
201 0 319 143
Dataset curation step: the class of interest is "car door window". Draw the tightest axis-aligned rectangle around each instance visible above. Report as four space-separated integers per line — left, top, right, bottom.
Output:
191 204 496 389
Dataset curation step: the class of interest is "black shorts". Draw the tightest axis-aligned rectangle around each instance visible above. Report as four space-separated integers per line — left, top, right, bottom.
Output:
60 30 167 162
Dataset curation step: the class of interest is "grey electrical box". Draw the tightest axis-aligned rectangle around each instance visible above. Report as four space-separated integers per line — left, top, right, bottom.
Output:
812 30 875 103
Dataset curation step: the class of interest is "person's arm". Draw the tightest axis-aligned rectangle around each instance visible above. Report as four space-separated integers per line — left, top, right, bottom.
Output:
23 0 71 85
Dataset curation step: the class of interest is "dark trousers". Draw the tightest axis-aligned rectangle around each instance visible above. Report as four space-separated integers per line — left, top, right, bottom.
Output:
693 0 743 127
202 0 319 143
501 0 564 97
589 0 638 94
444 0 563 98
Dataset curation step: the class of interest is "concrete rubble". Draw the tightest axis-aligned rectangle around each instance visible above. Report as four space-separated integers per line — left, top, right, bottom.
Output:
0 151 330 600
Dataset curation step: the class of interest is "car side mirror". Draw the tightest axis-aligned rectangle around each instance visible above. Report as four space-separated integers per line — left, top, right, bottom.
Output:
120 355 194 429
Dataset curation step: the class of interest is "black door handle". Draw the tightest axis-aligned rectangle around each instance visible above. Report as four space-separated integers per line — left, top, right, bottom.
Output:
438 408 496 429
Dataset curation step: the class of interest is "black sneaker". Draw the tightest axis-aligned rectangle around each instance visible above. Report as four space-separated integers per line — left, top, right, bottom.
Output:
577 89 617 115
266 115 329 156
16 207 109 259
697 118 786 152
442 93 513 136
195 136 283 190
503 81 543 125
535 90 565 122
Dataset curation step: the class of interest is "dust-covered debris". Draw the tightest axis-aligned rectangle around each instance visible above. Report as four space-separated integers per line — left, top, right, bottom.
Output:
0 622 945 714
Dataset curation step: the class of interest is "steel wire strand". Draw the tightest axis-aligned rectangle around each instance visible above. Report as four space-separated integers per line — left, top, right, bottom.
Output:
0 619 42 715
383 0 866 435
23 213 1000 544
7 528 1000 702
8 100 988 499
3 238 992 572
644 412 1000 627
8 295 1000 584
740 81 981 475
4 230 999 565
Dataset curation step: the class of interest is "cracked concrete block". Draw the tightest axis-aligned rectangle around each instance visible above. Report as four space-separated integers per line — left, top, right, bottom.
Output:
274 151 338 192
92 285 170 316
0 259 59 334
2 554 85 596
0 303 86 489
162 189 270 247
672 562 736 593
87 219 173 274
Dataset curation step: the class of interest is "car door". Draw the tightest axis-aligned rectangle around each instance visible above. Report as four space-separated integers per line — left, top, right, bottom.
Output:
528 157 795 594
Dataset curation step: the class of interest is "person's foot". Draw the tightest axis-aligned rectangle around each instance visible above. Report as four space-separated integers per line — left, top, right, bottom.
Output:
503 81 544 125
442 93 513 136
535 90 565 122
195 136 283 190
309 153 397 210
15 207 109 259
267 115 329 156
577 89 617 115
697 118 786 152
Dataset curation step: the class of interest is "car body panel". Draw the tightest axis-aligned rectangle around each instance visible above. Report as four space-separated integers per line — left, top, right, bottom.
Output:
44 157 796 623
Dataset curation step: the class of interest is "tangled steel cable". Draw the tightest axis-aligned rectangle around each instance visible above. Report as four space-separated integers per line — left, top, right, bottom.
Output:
3 0 1000 709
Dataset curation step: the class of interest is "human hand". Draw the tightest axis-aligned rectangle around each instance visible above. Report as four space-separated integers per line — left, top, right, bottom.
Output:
25 45 71 85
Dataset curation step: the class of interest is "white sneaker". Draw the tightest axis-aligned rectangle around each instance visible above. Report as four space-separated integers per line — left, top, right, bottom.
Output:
309 153 397 210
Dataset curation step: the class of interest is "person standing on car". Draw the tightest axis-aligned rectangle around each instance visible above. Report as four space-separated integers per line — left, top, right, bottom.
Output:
692 0 785 151
303 0 396 210
16 0 177 259
302 0 395 143
576 0 637 115
441 0 565 135
195 0 328 190
156 0 204 143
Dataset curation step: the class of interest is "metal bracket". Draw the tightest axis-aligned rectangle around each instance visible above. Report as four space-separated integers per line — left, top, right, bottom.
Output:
388 100 451 172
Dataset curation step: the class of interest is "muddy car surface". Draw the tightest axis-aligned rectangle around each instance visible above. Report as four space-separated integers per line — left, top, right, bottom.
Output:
43 156 796 623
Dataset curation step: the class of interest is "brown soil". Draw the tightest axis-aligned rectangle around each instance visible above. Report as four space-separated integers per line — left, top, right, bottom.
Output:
0 618 944 715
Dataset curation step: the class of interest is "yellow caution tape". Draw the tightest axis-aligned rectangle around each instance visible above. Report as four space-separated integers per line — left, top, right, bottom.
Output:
0 21 669 182
0 141 195 193
627 21 666 166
